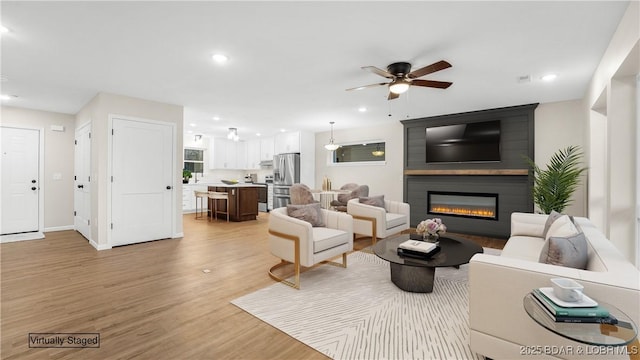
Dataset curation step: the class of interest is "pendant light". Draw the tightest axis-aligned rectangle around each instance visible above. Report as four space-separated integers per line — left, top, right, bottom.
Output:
324 122 340 151
372 143 385 157
227 127 239 142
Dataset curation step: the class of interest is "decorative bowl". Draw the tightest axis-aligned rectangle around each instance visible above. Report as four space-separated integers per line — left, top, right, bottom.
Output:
550 278 584 302
221 179 239 185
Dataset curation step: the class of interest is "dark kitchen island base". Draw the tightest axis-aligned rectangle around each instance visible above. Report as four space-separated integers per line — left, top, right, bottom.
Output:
208 185 260 222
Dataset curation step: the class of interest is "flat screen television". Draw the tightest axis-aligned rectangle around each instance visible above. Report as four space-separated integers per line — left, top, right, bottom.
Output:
425 120 501 163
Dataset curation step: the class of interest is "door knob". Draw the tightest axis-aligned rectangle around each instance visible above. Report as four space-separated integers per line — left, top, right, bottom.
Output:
31 179 36 183
31 187 37 191
166 186 172 190
78 184 84 189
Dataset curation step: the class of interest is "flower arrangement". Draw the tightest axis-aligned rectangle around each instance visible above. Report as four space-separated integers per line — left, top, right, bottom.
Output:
416 218 447 237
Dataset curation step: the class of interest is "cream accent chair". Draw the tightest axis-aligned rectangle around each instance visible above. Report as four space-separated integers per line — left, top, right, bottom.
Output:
346 198 410 245
268 207 353 289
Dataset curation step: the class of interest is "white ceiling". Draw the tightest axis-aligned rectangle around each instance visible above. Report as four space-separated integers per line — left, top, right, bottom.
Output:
0 1 630 140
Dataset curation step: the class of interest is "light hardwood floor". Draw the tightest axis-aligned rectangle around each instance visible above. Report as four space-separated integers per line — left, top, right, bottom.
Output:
1 213 505 359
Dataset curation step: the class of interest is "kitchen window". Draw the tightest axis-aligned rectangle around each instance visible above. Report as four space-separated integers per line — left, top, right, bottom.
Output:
184 148 204 174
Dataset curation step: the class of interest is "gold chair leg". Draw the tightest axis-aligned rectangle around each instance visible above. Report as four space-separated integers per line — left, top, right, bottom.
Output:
268 260 300 289
352 215 377 252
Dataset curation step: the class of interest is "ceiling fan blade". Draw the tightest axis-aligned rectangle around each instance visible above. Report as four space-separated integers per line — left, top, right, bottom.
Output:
411 79 453 89
388 92 400 100
362 66 394 79
345 82 389 91
407 60 452 79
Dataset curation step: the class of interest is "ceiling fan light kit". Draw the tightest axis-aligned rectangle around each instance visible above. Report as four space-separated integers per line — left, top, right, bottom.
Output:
389 79 410 94
347 60 453 100
324 121 340 151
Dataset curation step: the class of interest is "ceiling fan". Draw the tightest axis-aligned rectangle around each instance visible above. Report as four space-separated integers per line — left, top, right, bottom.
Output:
346 60 453 100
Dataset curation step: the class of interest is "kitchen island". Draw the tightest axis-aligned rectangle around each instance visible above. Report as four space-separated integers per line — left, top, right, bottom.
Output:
207 183 262 222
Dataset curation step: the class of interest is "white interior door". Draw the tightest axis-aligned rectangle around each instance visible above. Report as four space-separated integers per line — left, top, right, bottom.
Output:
111 118 174 246
1 127 40 235
74 123 91 240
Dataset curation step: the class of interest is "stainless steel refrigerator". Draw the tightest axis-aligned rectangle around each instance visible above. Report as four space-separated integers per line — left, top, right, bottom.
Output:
273 153 300 208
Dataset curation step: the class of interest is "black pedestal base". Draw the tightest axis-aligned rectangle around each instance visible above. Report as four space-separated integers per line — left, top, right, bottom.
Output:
389 263 435 293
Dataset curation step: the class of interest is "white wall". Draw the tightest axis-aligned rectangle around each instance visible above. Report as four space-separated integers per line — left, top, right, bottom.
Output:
1 106 76 230
315 122 404 202
584 1 639 264
533 100 587 216
76 92 184 249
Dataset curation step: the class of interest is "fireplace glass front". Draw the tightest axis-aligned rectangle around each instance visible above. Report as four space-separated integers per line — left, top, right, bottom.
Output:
427 191 498 220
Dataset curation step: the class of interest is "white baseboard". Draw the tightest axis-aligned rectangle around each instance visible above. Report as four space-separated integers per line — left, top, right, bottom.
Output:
44 225 74 232
90 239 112 251
1 232 45 243
173 232 184 238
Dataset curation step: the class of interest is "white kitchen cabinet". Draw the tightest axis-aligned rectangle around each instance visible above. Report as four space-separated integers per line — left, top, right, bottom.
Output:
182 184 208 213
275 131 301 154
246 139 261 169
260 137 275 161
236 141 247 169
209 138 241 169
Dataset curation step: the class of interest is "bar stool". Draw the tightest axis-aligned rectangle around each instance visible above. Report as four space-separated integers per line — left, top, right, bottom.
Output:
194 190 209 220
208 191 229 222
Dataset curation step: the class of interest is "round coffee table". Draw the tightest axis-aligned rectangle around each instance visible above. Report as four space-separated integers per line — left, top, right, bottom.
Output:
372 234 483 293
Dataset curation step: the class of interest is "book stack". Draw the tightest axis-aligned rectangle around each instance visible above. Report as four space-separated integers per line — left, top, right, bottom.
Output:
397 240 440 259
531 288 617 325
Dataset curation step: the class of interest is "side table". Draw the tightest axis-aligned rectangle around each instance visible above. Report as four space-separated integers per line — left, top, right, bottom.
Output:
523 293 639 359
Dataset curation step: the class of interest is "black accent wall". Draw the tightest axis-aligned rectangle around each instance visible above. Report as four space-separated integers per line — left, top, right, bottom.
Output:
401 103 538 238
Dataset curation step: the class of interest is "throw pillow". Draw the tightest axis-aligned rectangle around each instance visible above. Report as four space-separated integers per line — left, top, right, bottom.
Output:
542 210 563 238
290 184 317 205
359 195 385 208
287 203 325 227
544 214 578 241
539 231 588 269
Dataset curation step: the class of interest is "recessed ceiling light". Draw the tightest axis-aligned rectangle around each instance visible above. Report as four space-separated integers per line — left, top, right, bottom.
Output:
0 25 9 34
541 74 557 82
212 116 220 121
0 94 17 100
256 133 261 137
280 129 286 132
212 54 228 64
358 107 367 112
190 123 197 127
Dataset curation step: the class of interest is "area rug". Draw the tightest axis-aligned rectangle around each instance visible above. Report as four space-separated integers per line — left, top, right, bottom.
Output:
232 248 500 360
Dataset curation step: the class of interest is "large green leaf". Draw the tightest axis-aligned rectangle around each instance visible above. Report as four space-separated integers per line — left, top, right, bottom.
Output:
525 145 587 214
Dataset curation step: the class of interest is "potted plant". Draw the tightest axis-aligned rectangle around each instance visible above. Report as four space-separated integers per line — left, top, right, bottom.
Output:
525 145 587 214
182 169 192 184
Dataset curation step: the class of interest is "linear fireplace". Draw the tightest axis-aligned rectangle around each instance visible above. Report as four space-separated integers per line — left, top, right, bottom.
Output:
427 191 499 221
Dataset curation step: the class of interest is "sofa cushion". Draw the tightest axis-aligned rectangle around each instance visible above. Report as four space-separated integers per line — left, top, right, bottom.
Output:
359 195 385 208
501 235 546 261
544 215 578 241
287 203 325 227
312 227 349 253
385 212 407 230
542 210 563 238
539 231 588 269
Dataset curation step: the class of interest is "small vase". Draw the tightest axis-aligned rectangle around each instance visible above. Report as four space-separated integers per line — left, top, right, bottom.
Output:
423 233 439 243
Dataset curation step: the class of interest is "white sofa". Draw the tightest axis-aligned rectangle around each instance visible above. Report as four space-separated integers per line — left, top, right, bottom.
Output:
469 212 640 360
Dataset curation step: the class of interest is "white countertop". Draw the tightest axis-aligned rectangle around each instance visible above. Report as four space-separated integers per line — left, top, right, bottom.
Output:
206 182 265 187
183 182 265 187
